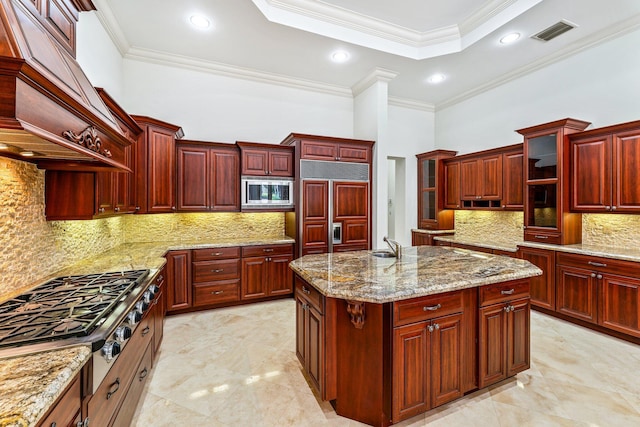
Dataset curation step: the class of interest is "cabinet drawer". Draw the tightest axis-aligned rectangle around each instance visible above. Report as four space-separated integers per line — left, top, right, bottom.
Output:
479 280 530 307
193 259 240 282
192 246 240 261
524 230 561 245
194 280 240 306
295 276 323 314
39 375 81 427
556 252 638 276
393 291 462 326
242 244 293 257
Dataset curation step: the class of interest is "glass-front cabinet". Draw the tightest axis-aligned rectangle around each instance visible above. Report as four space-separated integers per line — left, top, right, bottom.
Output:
416 150 457 230
518 119 590 244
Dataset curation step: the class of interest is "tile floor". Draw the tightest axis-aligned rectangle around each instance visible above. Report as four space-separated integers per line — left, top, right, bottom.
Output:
131 299 640 426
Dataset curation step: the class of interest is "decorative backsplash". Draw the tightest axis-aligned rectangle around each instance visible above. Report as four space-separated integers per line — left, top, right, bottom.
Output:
582 214 640 247
453 210 524 244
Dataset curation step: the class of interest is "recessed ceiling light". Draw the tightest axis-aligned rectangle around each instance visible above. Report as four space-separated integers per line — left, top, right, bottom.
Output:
331 50 350 63
500 32 521 44
427 74 446 84
189 14 211 29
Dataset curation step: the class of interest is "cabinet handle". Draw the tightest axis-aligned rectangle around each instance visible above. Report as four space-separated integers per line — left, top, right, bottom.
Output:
433 323 440 330
98 207 105 213
263 248 274 252
212 269 224 273
157 275 163 282
612 206 617 211
534 235 549 239
591 273 596 278
212 252 223 256
76 417 90 427
212 290 224 295
428 325 434 332
504 305 514 313
142 326 150 336
114 207 120 212
106 378 120 399
596 274 603 279
588 261 607 267
302 286 311 295
139 367 148 381
605 206 611 211
500 289 515 295
423 303 441 311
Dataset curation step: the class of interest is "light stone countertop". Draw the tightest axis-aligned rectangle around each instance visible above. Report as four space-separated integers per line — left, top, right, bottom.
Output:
289 246 542 303
432 234 522 253
0 236 293 426
0 345 92 427
411 228 455 235
518 241 640 263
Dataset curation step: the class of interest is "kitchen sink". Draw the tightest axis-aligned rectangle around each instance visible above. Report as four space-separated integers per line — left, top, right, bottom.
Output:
372 250 396 258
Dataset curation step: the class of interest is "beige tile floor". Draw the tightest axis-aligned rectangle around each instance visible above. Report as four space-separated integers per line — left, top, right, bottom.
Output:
132 299 640 426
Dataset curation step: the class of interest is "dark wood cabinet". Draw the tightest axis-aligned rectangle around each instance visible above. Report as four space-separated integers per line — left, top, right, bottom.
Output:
416 150 456 230
296 139 370 163
443 160 461 209
518 118 590 244
192 247 241 307
332 181 369 251
503 147 524 210
237 141 294 177
301 180 329 255
132 116 184 214
460 154 502 202
241 244 293 300
556 263 599 323
518 246 556 310
176 141 240 212
152 267 166 356
478 280 530 388
39 374 81 427
165 250 191 313
571 121 640 213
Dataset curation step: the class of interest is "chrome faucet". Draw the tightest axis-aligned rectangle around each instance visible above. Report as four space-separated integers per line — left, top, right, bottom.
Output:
383 236 402 259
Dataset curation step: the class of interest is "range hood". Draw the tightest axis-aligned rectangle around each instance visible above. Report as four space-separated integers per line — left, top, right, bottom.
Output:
0 0 131 171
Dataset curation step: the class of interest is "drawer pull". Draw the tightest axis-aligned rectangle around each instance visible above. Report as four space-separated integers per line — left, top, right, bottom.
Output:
212 269 224 273
264 248 274 252
139 367 148 381
423 304 441 311
596 274 603 279
212 252 223 256
588 261 607 267
534 235 549 239
212 290 224 295
500 289 515 295
302 286 311 295
106 378 120 399
141 326 150 336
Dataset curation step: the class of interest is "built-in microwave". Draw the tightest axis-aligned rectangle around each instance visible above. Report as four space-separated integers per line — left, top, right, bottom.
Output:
241 177 294 209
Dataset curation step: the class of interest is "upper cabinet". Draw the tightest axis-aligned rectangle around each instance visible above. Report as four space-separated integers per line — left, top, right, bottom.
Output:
176 141 240 212
285 134 371 163
570 120 640 213
132 116 184 214
517 118 590 245
416 150 456 230
502 147 524 210
237 142 293 177
460 154 503 205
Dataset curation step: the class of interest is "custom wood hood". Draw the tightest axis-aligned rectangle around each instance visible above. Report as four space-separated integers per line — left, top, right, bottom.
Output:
0 0 131 171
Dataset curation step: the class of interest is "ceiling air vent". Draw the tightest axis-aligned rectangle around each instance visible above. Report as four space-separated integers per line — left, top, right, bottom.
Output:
531 20 576 42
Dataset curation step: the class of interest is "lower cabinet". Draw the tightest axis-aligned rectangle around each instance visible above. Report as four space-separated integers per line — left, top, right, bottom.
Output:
152 268 166 357
241 244 293 300
165 250 192 313
518 246 556 310
192 247 241 307
39 374 82 427
556 263 598 323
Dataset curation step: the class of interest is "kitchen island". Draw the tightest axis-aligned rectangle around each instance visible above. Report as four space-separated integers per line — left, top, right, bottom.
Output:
289 246 542 426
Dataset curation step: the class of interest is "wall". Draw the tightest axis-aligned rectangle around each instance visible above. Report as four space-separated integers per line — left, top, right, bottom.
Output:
121 59 354 143
0 158 125 299
435 27 640 154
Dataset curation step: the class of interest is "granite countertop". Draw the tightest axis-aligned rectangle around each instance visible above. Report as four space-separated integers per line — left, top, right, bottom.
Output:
0 345 92 427
518 241 640 263
411 228 455 235
0 236 294 426
289 246 542 303
432 234 522 253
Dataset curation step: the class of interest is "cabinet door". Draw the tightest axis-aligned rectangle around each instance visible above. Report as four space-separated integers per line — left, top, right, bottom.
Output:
241 256 268 299
556 265 598 323
268 150 294 176
333 181 369 248
571 135 611 212
507 298 530 376
614 131 640 212
479 154 503 199
411 232 432 246
337 143 370 163
301 141 338 161
268 254 294 296
430 313 463 408
600 274 640 337
518 247 555 310
393 322 429 422
241 148 269 176
296 295 307 365
211 149 240 211
444 161 460 209
96 171 115 215
177 145 209 211
166 250 191 312
302 180 329 254
460 159 478 200
147 126 176 213
306 304 324 393
478 304 507 388
503 151 523 209
39 375 81 427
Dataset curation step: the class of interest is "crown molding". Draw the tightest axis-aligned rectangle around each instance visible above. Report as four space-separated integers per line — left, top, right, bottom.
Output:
388 97 435 113
351 68 399 97
437 14 640 111
251 0 539 59
92 0 130 55
124 47 353 98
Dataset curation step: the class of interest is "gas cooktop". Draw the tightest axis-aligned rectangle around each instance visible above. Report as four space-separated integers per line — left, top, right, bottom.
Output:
0 270 148 348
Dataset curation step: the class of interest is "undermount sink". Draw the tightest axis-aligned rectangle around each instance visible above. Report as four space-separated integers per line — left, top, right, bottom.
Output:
372 250 396 258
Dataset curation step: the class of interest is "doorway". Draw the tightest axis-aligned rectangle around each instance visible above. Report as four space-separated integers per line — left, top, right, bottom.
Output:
387 157 406 242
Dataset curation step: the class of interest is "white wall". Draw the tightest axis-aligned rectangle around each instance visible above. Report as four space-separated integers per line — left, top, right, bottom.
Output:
76 12 125 101
121 60 354 143
436 27 640 154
